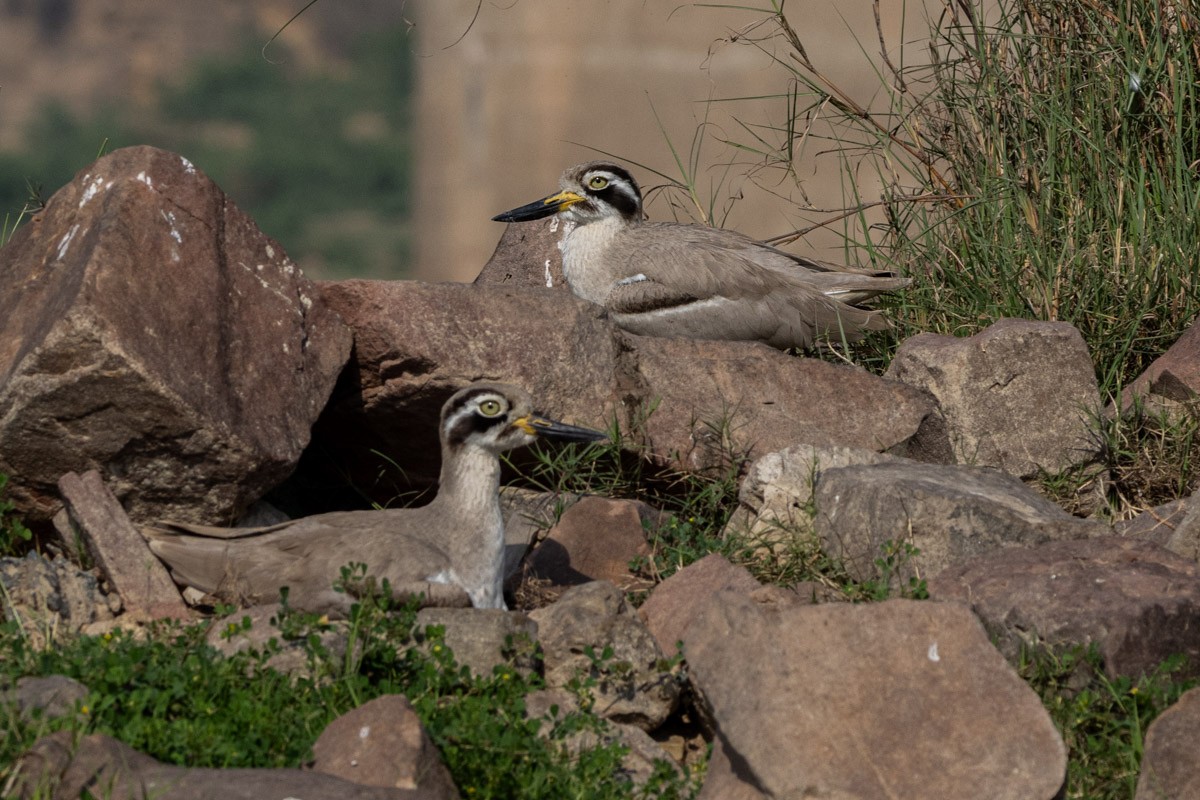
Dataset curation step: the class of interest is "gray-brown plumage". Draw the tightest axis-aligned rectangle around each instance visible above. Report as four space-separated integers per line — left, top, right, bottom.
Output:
493 161 909 350
143 383 606 615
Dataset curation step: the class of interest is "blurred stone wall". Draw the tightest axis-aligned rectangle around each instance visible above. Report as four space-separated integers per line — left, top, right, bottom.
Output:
411 0 929 282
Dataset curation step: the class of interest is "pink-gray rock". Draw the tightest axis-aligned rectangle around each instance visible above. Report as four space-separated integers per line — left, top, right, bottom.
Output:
686 593 1066 799
475 218 565 288
312 694 459 798
1136 685 1200 800
58 469 190 621
301 278 936 498
0 145 351 525
305 279 618 496
928 536 1200 679
1116 497 1191 547
629 335 938 474
636 553 764 655
523 496 657 597
1120 320 1200 416
885 318 1102 478
529 580 679 731
12 731 435 800
724 443 903 546
1161 494 1200 563
813 460 1103 586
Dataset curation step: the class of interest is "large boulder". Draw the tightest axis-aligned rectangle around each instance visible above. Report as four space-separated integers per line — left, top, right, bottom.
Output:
299 279 936 501
305 279 619 494
627 336 938 474
0 146 351 524
885 318 1102 478
813 460 1104 586
686 593 1067 799
928 536 1200 679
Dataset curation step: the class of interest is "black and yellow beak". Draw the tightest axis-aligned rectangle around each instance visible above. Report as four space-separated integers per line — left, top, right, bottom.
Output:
492 190 586 223
512 414 607 443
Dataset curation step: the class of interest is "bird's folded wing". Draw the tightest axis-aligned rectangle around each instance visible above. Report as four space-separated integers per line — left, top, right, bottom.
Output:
145 519 297 540
605 278 700 314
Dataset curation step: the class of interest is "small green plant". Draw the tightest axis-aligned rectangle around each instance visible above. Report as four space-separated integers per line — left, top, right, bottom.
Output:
0 592 698 798
0 474 32 557
855 539 928 602
1021 645 1197 799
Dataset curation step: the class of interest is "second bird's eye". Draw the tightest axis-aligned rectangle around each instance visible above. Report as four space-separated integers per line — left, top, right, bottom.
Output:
479 399 503 417
588 176 609 190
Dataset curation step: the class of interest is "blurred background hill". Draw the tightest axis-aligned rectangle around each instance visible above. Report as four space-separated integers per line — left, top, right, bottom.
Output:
0 1 916 280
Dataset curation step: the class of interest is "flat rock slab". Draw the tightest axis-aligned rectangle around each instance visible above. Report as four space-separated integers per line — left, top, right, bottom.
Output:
628 335 938 473
686 594 1066 799
12 731 439 800
814 460 1103 586
637 553 766 655
58 469 189 620
886 318 1101 478
0 145 351 524
928 536 1200 679
1136 685 1200 799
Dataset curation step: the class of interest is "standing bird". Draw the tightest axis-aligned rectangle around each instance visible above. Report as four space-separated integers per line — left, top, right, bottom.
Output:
493 161 908 350
143 383 606 614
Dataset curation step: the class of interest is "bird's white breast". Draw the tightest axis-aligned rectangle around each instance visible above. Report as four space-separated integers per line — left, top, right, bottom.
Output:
560 216 629 305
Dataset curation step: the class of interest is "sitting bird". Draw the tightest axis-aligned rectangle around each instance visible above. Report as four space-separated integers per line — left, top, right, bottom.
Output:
143 382 606 614
493 161 909 350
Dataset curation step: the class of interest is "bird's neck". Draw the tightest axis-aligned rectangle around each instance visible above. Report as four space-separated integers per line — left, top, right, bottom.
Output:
435 443 502 521
432 442 506 608
560 214 633 304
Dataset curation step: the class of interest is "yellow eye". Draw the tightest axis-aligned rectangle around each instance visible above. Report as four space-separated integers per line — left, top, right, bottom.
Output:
588 175 609 190
479 399 503 417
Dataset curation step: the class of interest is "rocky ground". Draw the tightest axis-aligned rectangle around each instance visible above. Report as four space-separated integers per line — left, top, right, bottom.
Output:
3 146 1200 798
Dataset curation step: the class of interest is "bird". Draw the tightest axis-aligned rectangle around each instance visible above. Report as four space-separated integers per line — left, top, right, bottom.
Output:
492 161 909 350
143 383 606 615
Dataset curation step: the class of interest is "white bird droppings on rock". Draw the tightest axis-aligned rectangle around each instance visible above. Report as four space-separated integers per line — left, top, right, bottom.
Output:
56 224 81 261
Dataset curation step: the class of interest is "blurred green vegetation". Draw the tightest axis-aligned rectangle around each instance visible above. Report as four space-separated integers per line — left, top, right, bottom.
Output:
0 25 415 279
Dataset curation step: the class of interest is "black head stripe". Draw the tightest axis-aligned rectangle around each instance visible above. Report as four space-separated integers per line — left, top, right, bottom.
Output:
598 182 641 218
581 164 641 219
443 390 510 447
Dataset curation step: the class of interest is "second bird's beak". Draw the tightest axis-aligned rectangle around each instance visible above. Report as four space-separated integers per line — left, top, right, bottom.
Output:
513 414 608 443
492 190 586 223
